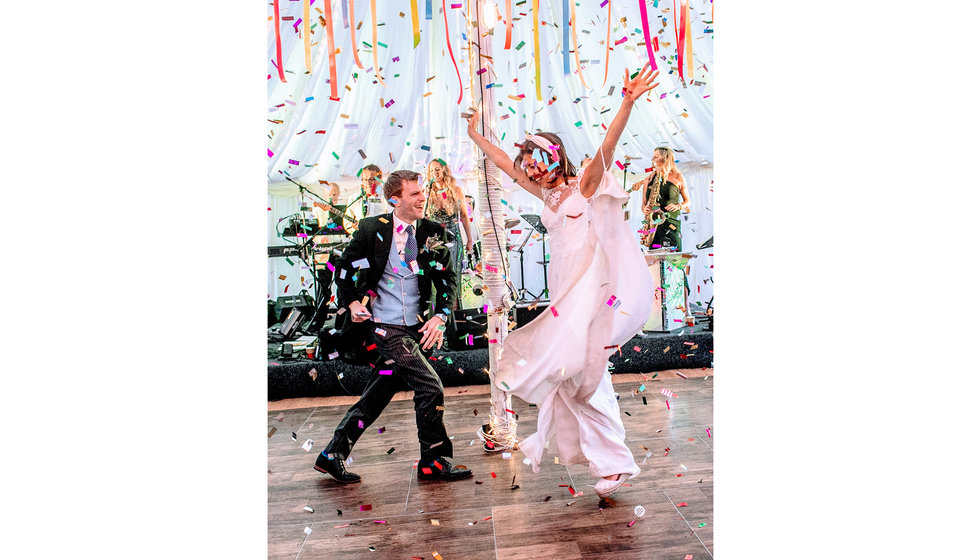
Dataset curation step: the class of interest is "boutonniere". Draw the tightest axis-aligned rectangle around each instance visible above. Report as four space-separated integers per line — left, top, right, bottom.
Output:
423 234 445 252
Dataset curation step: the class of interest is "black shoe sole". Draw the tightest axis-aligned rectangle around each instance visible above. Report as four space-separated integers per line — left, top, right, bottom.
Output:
313 464 362 484
417 471 473 481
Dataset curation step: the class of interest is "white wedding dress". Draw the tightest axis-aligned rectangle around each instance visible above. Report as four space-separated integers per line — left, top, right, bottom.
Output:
495 170 655 479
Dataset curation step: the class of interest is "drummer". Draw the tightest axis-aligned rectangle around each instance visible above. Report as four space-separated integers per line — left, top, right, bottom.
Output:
343 164 389 233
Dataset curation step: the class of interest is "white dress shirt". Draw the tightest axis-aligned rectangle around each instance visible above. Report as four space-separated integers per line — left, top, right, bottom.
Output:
391 213 418 261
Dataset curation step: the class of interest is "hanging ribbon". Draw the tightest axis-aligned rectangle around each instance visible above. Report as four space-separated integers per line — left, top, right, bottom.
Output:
602 0 611 87
426 0 432 20
371 0 385 85
341 0 349 28
442 0 462 104
273 0 286 82
349 0 364 69
504 0 512 49
303 0 311 72
562 0 570 75
684 0 694 81
323 0 339 100
674 0 689 82
638 0 658 71
569 0 588 89
533 0 542 100
410 0 421 47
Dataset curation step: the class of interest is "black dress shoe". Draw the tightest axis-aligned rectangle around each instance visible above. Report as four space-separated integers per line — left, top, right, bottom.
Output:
314 451 361 484
417 456 473 481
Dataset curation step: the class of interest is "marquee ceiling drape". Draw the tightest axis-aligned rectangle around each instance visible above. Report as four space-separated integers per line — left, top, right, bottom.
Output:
267 0 713 183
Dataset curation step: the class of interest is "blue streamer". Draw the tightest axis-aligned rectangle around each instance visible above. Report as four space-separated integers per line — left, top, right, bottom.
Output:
562 0 570 75
425 0 432 20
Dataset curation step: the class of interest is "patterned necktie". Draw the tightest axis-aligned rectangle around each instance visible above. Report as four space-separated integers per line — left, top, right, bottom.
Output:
404 224 418 264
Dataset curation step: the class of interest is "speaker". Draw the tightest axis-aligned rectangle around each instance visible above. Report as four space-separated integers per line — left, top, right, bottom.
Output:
274 292 314 323
515 304 547 327
447 309 489 350
279 308 305 338
267 300 279 327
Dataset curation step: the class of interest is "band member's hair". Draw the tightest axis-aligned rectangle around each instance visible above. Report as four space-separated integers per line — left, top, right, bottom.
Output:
383 169 421 201
647 146 679 204
361 163 382 177
652 147 678 182
426 158 464 216
512 132 576 181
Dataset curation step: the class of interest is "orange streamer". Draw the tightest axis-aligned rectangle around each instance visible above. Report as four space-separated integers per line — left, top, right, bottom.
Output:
323 0 339 100
570 0 588 89
274 0 286 82
349 0 363 69
371 0 385 86
504 0 512 49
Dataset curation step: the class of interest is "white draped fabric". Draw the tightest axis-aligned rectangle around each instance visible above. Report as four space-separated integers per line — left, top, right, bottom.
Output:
267 1 713 307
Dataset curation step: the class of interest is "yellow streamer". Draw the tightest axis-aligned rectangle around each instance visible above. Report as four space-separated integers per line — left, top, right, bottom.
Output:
303 0 311 72
533 0 541 100
371 0 386 86
570 0 588 89
411 0 421 47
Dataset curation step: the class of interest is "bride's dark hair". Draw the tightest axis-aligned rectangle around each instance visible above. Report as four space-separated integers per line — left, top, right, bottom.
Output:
512 132 577 182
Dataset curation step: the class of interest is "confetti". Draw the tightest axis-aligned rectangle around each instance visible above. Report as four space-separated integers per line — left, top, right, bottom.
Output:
677 502 688 507
661 388 676 398
360 504 372 511
634 505 646 516
303 506 315 513
304 526 312 535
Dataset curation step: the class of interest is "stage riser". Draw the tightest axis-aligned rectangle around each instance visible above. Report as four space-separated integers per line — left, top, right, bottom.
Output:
268 332 712 400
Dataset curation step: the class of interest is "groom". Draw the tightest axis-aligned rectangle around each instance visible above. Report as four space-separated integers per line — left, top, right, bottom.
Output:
315 169 472 483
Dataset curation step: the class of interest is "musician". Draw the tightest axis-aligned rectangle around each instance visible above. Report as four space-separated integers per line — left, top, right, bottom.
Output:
424 158 474 304
310 182 345 327
638 147 691 250
344 164 388 232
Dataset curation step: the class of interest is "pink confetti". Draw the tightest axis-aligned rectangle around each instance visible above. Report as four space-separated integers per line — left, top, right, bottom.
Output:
379 369 393 375
706 428 711 438
551 307 559 317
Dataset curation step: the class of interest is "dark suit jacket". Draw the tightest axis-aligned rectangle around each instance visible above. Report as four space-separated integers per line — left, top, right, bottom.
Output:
333 213 458 361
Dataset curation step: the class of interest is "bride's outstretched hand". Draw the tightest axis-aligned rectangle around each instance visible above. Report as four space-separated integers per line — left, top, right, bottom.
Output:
466 108 481 138
623 63 659 101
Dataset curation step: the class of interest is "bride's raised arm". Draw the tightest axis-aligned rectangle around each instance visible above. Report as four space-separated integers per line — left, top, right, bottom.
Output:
579 64 659 198
466 110 543 200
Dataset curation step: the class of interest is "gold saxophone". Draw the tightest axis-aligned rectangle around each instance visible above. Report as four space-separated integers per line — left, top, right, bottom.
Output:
633 176 666 246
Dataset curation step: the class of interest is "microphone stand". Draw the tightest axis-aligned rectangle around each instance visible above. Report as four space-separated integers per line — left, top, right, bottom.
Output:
285 177 345 333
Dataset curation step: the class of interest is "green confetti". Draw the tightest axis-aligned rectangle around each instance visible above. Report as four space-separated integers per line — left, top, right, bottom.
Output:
515 41 526 50
698 523 707 528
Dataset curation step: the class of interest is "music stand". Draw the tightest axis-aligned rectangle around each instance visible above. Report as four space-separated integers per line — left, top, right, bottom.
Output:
514 214 549 302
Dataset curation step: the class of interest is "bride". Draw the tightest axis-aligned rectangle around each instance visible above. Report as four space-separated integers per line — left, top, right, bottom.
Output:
466 65 658 499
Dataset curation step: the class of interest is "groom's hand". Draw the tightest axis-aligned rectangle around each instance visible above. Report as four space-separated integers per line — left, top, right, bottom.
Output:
349 300 372 323
419 315 446 350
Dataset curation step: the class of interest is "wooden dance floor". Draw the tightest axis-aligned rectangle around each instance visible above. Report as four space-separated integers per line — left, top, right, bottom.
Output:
268 369 713 559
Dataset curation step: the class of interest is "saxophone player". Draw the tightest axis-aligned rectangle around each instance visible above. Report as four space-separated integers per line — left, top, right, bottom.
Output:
636 147 691 250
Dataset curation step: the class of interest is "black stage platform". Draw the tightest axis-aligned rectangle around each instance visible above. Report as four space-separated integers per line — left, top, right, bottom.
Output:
268 314 713 401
